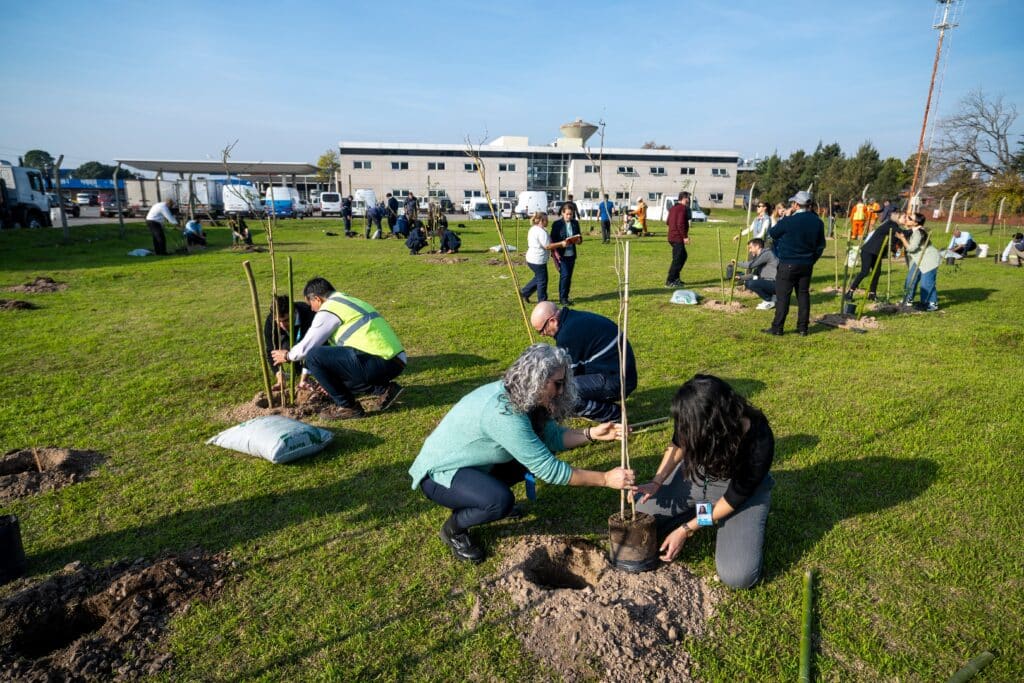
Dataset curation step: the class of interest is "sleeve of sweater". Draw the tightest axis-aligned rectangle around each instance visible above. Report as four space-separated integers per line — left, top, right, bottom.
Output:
814 222 827 259
723 416 774 508
482 410 572 486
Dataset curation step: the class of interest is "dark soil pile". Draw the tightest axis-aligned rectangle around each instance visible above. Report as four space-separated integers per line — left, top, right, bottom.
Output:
483 535 718 682
701 286 759 300
0 549 231 682
223 382 392 423
701 300 746 313
230 244 266 253
815 313 881 331
424 256 469 264
0 448 104 503
486 257 525 266
866 302 922 315
3 277 67 294
0 300 38 311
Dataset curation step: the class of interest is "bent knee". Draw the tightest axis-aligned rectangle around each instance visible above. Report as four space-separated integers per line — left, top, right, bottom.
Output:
717 563 762 590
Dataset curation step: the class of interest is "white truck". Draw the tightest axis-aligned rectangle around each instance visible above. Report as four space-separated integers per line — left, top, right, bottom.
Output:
352 189 377 217
646 195 707 222
515 191 547 218
223 182 262 216
0 161 52 228
177 178 225 216
125 178 181 213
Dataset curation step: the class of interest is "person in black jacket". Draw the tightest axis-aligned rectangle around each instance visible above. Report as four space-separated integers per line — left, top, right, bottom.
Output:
764 191 826 336
531 302 636 422
845 213 903 301
263 295 316 390
406 220 428 255
341 196 354 237
439 224 461 253
386 193 399 235
548 204 583 306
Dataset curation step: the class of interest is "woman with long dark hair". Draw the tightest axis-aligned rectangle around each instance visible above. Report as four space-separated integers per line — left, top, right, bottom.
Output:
409 344 635 563
636 375 774 588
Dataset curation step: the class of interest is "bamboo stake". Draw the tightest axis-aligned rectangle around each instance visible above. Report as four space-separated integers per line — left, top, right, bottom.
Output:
287 256 295 405
855 235 889 319
716 226 725 297
243 260 275 407
832 193 839 292
799 569 817 683
618 242 633 517
946 651 997 683
631 416 669 429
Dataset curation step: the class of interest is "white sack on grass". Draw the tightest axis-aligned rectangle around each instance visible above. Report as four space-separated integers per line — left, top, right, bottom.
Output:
207 415 333 463
670 290 699 305
488 245 517 252
128 249 153 257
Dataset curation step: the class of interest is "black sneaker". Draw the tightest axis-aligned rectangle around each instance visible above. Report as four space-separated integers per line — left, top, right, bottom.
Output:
760 328 783 336
440 518 484 563
321 404 366 420
375 382 404 412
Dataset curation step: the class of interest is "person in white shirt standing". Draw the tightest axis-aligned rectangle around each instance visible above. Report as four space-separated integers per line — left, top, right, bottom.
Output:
145 198 177 255
520 212 559 303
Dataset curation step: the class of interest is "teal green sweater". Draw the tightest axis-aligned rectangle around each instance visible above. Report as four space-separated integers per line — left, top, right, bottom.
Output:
409 381 572 490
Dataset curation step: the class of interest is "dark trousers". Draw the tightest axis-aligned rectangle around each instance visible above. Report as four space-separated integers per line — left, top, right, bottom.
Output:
304 346 404 407
185 233 207 247
745 278 776 301
521 262 549 302
574 373 631 422
557 255 576 304
420 460 527 530
146 220 168 255
667 241 688 282
771 263 813 333
343 215 353 234
600 219 611 243
848 252 882 294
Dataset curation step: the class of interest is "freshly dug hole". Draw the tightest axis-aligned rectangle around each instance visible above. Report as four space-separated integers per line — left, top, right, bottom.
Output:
0 300 38 311
0 448 104 503
3 277 67 293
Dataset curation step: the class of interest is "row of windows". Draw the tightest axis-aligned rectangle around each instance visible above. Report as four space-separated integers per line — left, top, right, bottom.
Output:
356 161 519 172
583 165 727 176
387 188 726 202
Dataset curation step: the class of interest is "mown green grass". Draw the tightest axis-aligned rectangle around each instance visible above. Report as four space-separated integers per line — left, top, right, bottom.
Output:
1 210 1020 681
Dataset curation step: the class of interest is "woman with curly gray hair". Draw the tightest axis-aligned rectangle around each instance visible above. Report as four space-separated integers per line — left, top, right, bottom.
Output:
409 344 635 563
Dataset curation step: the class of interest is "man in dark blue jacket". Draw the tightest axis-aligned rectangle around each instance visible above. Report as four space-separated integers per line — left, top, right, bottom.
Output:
764 191 826 336
549 204 582 306
531 301 637 422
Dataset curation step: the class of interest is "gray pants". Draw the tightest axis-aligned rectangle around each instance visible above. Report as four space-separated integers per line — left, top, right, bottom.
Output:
636 469 774 589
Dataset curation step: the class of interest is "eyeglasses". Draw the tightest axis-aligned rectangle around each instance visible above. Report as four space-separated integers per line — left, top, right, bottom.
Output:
538 315 557 334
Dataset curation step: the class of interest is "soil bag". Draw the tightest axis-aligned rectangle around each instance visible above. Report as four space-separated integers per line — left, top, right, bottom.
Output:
670 289 699 305
207 415 333 463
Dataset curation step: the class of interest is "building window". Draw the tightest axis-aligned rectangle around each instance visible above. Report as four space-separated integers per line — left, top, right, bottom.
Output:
498 190 516 199
680 167 695 175
353 160 372 170
711 168 729 177
391 161 409 170
708 192 724 202
392 189 410 197
583 189 600 200
427 161 445 171
428 189 447 197
617 165 636 175
650 166 666 176
584 164 600 173
647 192 663 201
463 190 482 198
464 163 478 172
499 163 516 172
615 192 628 200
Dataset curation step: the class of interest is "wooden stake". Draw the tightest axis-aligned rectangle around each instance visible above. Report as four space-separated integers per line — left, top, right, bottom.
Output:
287 256 295 405
716 226 725 296
31 447 43 473
243 260 275 407
619 241 632 517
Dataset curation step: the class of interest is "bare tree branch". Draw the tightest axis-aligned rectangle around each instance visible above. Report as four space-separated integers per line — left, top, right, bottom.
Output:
934 89 1018 177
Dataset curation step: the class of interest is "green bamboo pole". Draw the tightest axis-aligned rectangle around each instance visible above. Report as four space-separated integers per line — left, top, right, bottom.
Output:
728 229 744 304
287 256 295 405
716 225 725 296
831 194 839 292
946 651 997 683
799 569 817 683
856 235 889 319
243 260 275 407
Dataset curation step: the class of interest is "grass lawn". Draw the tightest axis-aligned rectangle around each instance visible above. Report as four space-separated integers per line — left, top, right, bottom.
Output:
0 209 1020 681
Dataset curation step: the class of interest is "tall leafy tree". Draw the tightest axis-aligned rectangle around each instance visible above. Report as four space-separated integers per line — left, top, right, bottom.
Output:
316 149 340 189
23 149 55 170
74 162 117 179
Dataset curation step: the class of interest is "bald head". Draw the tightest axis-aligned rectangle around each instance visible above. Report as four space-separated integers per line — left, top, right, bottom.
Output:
531 301 559 335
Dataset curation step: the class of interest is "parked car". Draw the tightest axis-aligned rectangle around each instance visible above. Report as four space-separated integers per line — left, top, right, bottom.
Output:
468 199 496 220
47 193 80 218
99 198 134 217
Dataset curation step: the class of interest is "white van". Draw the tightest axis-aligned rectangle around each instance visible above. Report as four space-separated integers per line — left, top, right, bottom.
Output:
647 196 707 222
352 189 377 217
514 191 547 218
224 183 262 216
265 186 302 217
498 200 514 219
320 192 343 216
468 199 496 220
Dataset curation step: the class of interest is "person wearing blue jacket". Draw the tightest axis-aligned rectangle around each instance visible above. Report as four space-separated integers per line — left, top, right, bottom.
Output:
764 191 826 337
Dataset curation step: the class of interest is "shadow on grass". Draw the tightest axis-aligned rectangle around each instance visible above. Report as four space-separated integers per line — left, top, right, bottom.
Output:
938 287 997 308
774 433 820 465
405 353 495 375
628 377 766 421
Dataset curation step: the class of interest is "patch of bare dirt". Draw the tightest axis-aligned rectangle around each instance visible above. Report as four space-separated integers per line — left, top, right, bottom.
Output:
819 286 844 295
815 313 881 331
424 256 469 264
701 300 746 313
0 448 104 503
482 535 718 683
486 257 525 266
866 302 921 315
0 549 231 682
701 286 759 300
221 382 392 423
230 245 266 253
0 300 38 311
3 277 67 294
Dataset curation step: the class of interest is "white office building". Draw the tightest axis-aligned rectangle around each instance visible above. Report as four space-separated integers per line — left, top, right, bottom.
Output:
338 120 738 210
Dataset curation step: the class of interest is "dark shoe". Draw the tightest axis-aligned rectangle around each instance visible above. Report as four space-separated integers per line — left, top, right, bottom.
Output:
505 503 528 520
760 328 783 336
797 329 809 337
520 292 530 304
666 280 684 288
440 516 484 563
375 381 404 412
560 299 574 306
321 404 366 420
843 291 854 301
867 292 877 301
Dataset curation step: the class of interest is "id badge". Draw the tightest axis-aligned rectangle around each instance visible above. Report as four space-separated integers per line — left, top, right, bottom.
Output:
696 501 714 527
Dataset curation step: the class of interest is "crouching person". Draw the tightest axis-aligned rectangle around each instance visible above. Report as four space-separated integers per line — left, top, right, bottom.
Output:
409 344 635 563
271 277 405 419
635 375 774 589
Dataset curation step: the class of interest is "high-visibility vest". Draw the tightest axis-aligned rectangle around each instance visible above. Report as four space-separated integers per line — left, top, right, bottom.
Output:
319 293 403 360
852 202 866 220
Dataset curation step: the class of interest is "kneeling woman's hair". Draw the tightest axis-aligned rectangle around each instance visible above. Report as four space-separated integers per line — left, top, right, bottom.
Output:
502 344 578 424
671 374 762 481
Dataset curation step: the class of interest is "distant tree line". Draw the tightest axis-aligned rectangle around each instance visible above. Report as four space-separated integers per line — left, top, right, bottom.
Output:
20 149 141 180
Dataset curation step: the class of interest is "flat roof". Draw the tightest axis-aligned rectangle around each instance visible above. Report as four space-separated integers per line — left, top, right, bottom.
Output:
337 141 738 162
115 159 319 175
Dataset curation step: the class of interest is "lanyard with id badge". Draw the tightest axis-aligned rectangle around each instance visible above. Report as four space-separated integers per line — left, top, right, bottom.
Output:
696 478 714 527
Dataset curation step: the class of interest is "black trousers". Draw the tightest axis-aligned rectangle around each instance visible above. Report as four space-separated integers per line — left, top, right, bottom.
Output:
848 252 882 294
600 219 611 243
771 263 813 333
420 460 527 530
667 241 688 282
146 220 168 255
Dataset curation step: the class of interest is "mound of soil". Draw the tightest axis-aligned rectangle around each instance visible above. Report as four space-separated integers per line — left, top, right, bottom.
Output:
819 286 844 295
486 257 525 266
815 313 881 331
230 245 266 253
222 382 392 423
0 300 38 311
2 277 67 294
424 256 469 264
702 300 746 313
0 448 104 503
701 286 759 300
482 535 718 682
0 549 231 682
866 302 921 315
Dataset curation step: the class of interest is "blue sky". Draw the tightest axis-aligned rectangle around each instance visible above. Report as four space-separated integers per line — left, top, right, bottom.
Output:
1 0 1021 169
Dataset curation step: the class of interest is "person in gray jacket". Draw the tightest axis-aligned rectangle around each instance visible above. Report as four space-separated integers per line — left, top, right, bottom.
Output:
733 238 779 309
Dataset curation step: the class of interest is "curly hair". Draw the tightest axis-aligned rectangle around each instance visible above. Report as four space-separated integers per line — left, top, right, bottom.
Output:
502 344 578 429
671 375 762 481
